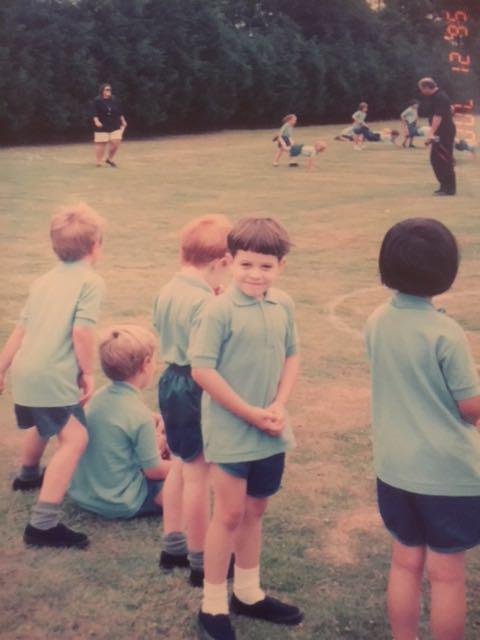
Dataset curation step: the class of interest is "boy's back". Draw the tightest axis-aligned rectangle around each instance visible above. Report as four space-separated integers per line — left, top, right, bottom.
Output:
153 273 212 365
70 382 160 518
12 261 105 406
366 292 480 495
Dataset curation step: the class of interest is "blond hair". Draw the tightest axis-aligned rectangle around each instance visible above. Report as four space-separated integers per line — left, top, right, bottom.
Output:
50 203 105 262
180 214 232 266
99 325 157 381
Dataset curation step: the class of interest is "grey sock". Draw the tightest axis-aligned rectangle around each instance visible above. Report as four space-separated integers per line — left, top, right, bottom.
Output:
188 550 204 572
163 531 188 556
30 501 61 530
19 465 41 481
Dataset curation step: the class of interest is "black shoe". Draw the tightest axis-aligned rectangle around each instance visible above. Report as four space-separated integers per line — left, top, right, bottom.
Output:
230 593 303 626
189 568 204 588
24 523 89 549
105 159 117 167
288 162 299 167
433 190 455 196
159 550 189 570
197 611 236 640
12 469 45 491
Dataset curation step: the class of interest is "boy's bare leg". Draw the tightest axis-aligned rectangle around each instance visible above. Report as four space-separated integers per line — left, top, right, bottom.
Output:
427 549 466 640
183 453 210 552
273 148 284 165
234 496 268 569
387 541 425 640
204 465 247 584
21 427 48 467
162 456 184 534
95 142 106 166
38 416 88 504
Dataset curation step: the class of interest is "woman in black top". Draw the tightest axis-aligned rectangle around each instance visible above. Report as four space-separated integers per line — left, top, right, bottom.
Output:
91 83 127 167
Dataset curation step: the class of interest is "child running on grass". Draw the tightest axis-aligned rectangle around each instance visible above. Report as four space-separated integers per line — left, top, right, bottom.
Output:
400 100 420 148
69 325 171 519
154 215 232 587
365 218 480 640
0 204 106 548
352 102 369 150
191 217 303 640
272 114 297 166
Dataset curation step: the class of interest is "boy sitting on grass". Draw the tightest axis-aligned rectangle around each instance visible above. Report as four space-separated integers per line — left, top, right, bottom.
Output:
154 214 231 587
191 217 303 640
69 325 171 519
0 204 106 549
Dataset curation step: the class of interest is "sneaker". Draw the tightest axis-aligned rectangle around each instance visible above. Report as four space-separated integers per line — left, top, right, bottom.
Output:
230 593 303 626
24 523 89 549
272 162 279 167
433 190 455 196
189 568 204 588
105 159 117 167
288 162 299 167
12 469 45 491
159 550 189 571
197 611 236 640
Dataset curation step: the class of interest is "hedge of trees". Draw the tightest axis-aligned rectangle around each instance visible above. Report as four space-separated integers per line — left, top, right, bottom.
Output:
0 0 478 143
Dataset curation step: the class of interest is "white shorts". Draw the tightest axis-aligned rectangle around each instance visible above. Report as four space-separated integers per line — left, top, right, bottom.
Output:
94 128 123 143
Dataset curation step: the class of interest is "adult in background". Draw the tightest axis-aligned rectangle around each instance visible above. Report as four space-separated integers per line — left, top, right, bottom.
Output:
91 83 127 168
418 77 456 196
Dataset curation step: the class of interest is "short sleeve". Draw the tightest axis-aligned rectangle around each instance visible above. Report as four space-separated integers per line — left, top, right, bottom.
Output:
439 330 480 401
433 93 451 119
284 297 299 357
74 277 106 326
189 301 229 369
134 419 161 470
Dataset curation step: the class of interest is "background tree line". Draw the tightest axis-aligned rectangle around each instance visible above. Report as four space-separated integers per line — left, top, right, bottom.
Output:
0 0 478 144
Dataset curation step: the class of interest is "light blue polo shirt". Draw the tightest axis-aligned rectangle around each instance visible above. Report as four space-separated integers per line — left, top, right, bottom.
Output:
365 292 480 496
401 106 418 124
11 260 105 407
69 382 161 518
153 273 212 365
352 110 366 125
190 285 299 463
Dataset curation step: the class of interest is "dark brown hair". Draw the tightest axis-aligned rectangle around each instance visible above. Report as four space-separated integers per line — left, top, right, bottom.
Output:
227 217 291 260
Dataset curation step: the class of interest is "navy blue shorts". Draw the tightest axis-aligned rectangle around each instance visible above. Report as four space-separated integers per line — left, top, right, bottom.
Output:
377 478 480 553
131 479 164 519
14 403 86 440
407 122 419 137
218 453 286 499
158 364 203 462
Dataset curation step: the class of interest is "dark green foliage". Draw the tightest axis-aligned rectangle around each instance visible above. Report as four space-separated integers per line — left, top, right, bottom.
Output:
0 0 478 143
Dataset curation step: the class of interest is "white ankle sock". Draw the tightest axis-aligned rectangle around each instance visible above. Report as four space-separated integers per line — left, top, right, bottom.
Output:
202 581 229 616
233 565 265 605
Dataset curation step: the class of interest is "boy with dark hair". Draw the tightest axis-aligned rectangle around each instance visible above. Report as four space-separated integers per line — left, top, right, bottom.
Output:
154 215 232 587
400 99 420 148
365 218 480 640
0 204 106 548
191 217 303 640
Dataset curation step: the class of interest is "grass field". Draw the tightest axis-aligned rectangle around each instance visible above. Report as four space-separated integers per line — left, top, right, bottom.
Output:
1 122 480 640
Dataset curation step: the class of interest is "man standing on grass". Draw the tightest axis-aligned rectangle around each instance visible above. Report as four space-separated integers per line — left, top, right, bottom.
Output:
418 77 456 196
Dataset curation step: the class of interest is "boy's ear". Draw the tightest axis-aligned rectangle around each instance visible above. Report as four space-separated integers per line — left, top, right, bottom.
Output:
141 355 152 372
224 253 233 266
279 257 287 272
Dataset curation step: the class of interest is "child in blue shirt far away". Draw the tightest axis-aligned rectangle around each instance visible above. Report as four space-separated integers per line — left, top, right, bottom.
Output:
191 217 303 640
365 218 480 640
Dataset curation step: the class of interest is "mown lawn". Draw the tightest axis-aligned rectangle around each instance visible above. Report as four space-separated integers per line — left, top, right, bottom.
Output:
1 122 480 639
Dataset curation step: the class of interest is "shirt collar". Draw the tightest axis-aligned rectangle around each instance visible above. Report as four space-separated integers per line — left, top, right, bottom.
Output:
391 292 434 310
229 285 279 306
111 381 142 396
174 272 212 293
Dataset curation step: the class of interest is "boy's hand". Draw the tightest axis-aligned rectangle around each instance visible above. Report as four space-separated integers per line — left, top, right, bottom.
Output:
78 373 94 406
152 413 171 459
248 406 283 437
266 401 287 428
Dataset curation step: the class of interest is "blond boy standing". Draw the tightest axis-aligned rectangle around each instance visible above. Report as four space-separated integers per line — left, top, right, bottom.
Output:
0 204 105 548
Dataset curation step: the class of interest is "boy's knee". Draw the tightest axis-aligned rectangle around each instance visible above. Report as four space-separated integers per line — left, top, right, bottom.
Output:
217 507 245 531
427 552 465 584
245 498 268 520
392 543 425 574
